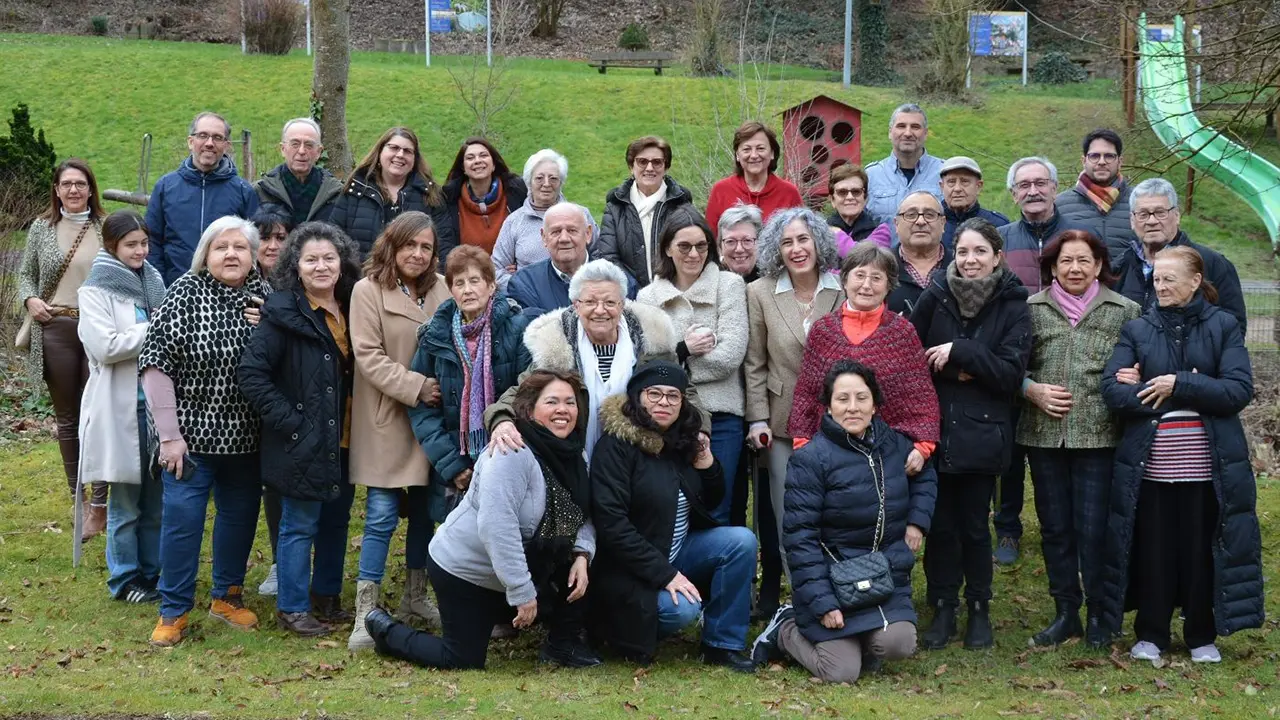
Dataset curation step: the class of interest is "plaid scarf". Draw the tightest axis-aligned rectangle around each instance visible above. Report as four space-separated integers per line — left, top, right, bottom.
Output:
280 167 322 226
1076 172 1122 215
452 296 495 459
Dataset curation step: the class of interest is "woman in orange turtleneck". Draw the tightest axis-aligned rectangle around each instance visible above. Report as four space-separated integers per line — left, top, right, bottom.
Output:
789 243 940 473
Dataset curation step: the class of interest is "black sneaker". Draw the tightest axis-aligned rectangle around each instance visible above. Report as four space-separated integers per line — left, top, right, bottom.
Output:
751 604 794 665
117 580 160 604
539 639 604 668
702 645 758 673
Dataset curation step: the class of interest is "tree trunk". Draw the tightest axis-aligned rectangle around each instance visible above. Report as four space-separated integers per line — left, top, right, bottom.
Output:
311 0 352 178
531 0 564 39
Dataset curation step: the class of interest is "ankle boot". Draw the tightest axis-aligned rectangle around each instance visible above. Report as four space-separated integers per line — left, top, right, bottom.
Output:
920 599 959 650
348 580 380 651
1084 610 1111 649
81 503 107 542
397 568 441 627
1030 600 1082 647
964 600 993 649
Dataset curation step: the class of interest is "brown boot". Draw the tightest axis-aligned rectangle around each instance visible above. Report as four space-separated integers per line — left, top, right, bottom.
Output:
81 504 107 542
311 593 354 625
150 614 189 647
210 586 259 630
277 611 331 636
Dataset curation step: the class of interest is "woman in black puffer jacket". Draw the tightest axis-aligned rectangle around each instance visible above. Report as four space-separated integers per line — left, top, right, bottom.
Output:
753 360 936 684
1099 246 1261 665
328 127 449 258
909 218 1031 651
238 222 363 637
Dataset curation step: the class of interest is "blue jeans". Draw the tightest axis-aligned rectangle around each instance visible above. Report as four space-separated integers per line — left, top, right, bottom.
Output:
157 453 262 618
708 414 744 524
106 405 163 597
277 459 356 614
655 525 756 651
357 485 434 583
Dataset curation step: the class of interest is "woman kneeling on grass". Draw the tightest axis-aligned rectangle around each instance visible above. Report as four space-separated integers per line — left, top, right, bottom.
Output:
362 369 600 669
77 210 167 599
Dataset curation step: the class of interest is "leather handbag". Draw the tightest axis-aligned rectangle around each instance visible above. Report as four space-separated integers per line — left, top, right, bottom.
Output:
822 451 895 611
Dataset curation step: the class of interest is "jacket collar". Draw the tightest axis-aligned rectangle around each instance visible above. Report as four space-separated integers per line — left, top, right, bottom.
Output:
643 263 721 306
263 287 327 339
599 394 665 455
944 202 984 224
422 290 519 351
1029 283 1130 320
380 277 439 322
1016 209 1065 239
828 211 879 236
178 155 237 183
609 176 693 206
523 301 676 371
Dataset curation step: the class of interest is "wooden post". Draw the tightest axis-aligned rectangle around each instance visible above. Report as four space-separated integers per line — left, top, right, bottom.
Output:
1185 166 1196 214
241 129 255 181
1122 7 1137 127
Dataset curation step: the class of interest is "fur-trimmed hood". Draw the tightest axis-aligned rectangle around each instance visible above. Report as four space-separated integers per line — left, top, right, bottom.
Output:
599 394 665 456
522 301 677 372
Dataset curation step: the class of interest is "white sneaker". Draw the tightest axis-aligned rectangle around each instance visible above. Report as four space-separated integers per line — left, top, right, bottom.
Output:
257 564 278 596
1190 644 1222 663
1130 640 1161 661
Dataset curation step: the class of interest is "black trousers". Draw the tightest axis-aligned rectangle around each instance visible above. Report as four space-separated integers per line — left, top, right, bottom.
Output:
925 472 996 603
1027 447 1113 610
262 486 282 563
377 554 587 669
1133 480 1218 650
749 450 783 608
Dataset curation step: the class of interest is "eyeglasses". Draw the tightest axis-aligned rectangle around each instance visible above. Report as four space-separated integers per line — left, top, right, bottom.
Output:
190 132 228 144
286 139 320 151
1013 179 1056 192
532 174 562 186
833 187 866 199
1085 152 1119 163
897 210 942 223
1133 207 1174 222
674 241 709 256
384 143 415 157
634 158 666 169
575 298 621 311
643 388 683 406
720 235 756 249
57 181 89 191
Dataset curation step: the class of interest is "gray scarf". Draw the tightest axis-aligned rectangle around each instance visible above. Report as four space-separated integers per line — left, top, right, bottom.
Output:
945 263 1005 319
81 250 167 311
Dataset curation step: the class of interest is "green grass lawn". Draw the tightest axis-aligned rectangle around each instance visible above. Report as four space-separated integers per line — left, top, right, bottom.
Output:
1 440 1277 718
0 34 1277 276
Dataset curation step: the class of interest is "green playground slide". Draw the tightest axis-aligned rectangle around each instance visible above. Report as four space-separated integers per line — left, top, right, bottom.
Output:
1137 14 1280 251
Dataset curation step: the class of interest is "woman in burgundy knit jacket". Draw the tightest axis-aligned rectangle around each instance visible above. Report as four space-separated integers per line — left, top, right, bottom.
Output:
789 243 940 473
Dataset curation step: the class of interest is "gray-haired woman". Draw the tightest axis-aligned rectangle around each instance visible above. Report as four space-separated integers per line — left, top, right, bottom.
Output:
744 207 843 573
139 215 267 648
491 149 597 288
716 202 762 282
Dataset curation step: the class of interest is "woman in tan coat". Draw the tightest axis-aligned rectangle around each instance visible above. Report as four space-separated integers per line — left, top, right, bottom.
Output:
744 207 843 583
347 212 450 650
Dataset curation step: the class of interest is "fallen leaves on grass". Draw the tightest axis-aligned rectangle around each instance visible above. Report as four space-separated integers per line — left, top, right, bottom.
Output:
934 663 948 676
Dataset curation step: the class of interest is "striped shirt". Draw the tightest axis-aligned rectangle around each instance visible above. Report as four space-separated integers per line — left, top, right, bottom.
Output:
669 490 690 562
1144 410 1213 483
593 343 616 381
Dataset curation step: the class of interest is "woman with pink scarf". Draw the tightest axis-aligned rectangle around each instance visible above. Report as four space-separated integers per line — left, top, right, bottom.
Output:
1017 229 1140 650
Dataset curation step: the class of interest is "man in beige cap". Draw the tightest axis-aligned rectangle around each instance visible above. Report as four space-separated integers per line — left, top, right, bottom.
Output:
938 155 1009 248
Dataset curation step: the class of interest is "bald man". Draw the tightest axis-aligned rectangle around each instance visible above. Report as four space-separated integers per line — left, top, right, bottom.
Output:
509 202 636 318
887 191 952 315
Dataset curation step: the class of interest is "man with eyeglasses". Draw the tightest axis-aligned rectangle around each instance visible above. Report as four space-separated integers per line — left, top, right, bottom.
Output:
145 111 259 285
1113 178 1245 329
886 191 951 316
509 202 636 318
939 156 1009 249
1055 129 1137 268
999 156 1082 296
255 118 342 227
865 103 944 221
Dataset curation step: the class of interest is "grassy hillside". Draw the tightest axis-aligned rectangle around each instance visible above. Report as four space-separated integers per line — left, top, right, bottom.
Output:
0 33 1277 277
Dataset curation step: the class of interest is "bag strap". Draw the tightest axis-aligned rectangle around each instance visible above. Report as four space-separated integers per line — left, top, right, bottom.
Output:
40 220 95 303
868 452 886 553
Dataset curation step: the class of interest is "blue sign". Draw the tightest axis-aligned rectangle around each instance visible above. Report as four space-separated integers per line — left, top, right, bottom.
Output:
429 0 453 33
968 11 1027 58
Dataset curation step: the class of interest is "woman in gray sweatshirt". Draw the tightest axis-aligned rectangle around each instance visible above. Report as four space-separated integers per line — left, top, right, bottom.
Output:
360 369 601 669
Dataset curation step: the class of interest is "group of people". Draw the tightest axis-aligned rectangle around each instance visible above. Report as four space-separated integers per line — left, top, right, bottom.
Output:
16 102 1262 681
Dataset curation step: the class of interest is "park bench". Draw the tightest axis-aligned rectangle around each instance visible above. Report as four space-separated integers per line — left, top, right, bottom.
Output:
588 51 676 76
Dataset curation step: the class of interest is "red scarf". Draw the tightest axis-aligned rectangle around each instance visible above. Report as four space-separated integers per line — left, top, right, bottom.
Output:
1076 172 1122 214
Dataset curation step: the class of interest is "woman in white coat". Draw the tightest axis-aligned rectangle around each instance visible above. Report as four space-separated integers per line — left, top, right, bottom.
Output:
76 210 168 600
636 213 748 523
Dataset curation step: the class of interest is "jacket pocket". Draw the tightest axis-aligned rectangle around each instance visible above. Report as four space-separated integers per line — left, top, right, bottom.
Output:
767 375 785 398
943 404 1010 474
374 392 397 428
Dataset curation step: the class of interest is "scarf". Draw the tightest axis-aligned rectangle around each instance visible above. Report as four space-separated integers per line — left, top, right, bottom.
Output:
458 180 506 253
452 296 495 459
945 263 1005 319
1050 279 1099 327
467 178 501 210
81 250 166 311
517 416 589 595
1076 172 1123 215
576 313 636 459
280 166 322 226
630 180 667 278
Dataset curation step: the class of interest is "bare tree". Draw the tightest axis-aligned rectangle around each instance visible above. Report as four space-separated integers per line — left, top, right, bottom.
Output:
447 57 519 142
311 0 352 178
531 0 568 38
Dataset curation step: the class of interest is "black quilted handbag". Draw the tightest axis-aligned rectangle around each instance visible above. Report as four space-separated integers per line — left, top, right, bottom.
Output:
822 450 894 611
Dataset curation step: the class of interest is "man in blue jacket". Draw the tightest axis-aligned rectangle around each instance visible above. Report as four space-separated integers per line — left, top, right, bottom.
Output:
938 156 1009 249
147 112 260 285
509 203 636 318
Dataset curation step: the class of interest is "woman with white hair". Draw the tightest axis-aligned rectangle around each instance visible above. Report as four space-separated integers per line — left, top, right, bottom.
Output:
486 259 707 460
138 215 268 648
744 207 843 574
491 149 598 288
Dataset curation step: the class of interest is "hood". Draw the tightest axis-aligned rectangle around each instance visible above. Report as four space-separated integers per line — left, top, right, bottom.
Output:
177 155 239 184
599 394 665 455
608 176 694 206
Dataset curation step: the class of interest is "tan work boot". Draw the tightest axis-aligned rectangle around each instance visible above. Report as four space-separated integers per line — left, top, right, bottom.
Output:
348 580 380 650
397 568 441 628
150 613 189 647
210 586 258 630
